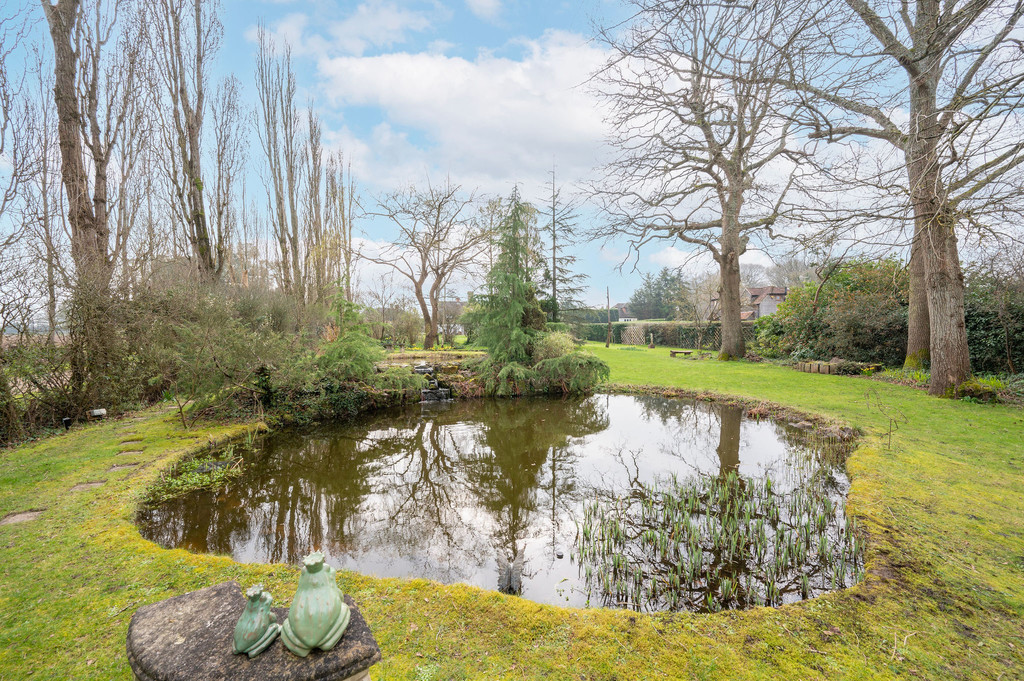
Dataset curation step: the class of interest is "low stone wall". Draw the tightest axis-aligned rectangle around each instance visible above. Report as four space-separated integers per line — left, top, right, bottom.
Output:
794 361 839 375
794 361 881 376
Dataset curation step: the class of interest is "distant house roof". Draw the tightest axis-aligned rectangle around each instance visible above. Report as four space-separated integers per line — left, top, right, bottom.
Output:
614 303 636 319
711 287 788 303
747 286 788 304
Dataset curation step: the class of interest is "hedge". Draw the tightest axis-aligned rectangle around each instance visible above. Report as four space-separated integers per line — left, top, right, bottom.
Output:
575 321 756 349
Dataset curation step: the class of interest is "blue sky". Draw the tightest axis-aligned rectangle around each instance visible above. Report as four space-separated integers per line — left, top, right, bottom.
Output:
215 0 762 305
8 0 780 306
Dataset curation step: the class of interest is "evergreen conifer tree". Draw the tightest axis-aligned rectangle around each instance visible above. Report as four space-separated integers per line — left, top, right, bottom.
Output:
477 188 546 365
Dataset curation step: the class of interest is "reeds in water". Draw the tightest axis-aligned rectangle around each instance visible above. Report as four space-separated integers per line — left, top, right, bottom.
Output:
575 463 864 613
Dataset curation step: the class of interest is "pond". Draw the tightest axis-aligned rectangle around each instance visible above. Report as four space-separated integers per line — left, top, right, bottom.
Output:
138 394 862 612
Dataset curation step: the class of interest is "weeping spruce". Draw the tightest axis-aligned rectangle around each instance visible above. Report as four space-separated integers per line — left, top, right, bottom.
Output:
475 189 607 396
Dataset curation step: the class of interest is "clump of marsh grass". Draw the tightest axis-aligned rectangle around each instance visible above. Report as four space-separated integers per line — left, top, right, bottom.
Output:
575 457 864 613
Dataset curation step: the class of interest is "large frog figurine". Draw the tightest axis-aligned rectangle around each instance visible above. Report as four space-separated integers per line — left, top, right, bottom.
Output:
281 552 351 658
232 585 281 658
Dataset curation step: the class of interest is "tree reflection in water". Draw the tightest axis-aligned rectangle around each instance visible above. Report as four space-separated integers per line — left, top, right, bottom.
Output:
138 395 851 611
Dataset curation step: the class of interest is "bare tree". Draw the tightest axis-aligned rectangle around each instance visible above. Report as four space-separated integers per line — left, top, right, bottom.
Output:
40 0 143 292
304 110 325 304
593 0 811 358
370 179 489 349
15 49 68 344
0 6 31 238
145 0 223 280
209 74 245 281
775 0 1024 394
39 0 148 407
682 272 720 352
360 271 401 341
539 165 587 321
254 27 304 299
325 151 358 303
0 6 34 435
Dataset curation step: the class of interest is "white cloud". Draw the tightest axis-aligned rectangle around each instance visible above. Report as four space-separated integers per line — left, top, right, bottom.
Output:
249 1 436 58
317 30 611 195
329 0 436 56
466 0 501 22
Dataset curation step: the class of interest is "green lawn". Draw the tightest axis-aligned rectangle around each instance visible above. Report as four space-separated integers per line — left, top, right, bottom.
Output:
1 346 1022 679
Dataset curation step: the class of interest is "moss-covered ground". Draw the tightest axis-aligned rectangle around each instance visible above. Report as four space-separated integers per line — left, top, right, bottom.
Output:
1 345 1022 679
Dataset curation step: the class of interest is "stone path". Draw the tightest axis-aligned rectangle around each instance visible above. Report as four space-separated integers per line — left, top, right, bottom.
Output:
0 509 45 526
107 463 139 472
70 481 106 492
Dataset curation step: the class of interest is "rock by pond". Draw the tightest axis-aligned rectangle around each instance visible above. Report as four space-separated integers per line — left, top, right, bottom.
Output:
138 394 860 613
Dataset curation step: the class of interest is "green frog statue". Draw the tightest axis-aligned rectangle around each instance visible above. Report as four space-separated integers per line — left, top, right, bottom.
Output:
232 585 281 658
281 552 351 658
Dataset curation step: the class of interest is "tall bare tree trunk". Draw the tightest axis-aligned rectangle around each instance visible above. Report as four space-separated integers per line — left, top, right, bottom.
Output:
255 30 303 299
907 54 971 395
905 227 930 368
716 240 745 359
42 0 111 293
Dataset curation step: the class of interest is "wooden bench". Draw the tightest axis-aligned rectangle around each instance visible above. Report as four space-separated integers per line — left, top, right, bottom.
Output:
669 350 693 358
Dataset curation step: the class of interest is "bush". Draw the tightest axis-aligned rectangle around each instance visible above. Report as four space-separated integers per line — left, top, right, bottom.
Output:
1004 373 1024 399
532 331 576 362
532 352 611 394
752 259 908 366
964 273 1024 374
316 298 384 383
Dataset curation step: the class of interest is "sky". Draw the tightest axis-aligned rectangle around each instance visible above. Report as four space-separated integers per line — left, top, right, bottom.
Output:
212 0 778 306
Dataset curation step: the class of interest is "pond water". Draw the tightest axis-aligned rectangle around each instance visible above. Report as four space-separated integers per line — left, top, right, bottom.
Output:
138 394 860 612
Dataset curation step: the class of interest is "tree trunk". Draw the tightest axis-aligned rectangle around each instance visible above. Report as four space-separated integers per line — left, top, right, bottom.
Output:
923 210 971 395
426 282 442 349
42 0 114 408
42 0 111 292
907 60 971 395
0 347 22 443
414 280 436 350
904 226 929 368
716 233 745 359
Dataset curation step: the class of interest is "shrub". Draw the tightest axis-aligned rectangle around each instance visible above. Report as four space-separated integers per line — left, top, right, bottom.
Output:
532 352 611 395
487 361 534 397
316 297 384 383
753 259 909 366
532 331 576 362
1004 373 1024 399
964 273 1024 374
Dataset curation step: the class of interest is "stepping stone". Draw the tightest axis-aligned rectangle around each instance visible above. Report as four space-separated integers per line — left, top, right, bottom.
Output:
108 463 139 472
0 509 44 526
70 481 106 492
119 449 146 455
121 439 144 445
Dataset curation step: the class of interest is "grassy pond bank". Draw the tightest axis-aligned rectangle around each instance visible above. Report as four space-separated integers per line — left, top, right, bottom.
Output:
0 344 1022 679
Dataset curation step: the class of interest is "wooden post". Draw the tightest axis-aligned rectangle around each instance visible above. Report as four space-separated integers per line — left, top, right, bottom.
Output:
606 287 612 348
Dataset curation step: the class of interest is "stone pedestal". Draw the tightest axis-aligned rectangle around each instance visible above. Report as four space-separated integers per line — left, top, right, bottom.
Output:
127 581 381 681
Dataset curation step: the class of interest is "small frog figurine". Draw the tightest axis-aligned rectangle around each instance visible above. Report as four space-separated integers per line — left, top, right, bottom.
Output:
233 585 281 658
281 552 351 657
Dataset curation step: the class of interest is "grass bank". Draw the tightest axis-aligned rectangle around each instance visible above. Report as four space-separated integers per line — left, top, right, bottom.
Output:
0 346 1022 679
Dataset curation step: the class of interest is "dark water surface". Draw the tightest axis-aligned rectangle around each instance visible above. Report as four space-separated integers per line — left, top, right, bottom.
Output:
138 394 853 610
